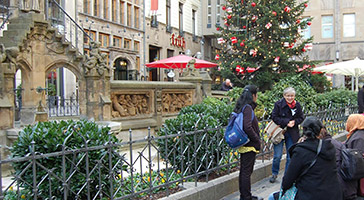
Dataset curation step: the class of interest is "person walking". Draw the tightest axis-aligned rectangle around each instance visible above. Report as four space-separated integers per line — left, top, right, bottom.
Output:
234 85 263 200
269 87 304 183
268 116 343 200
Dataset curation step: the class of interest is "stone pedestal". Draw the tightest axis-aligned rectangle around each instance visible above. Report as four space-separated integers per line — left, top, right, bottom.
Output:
179 75 203 104
200 71 212 97
85 75 111 121
0 96 13 129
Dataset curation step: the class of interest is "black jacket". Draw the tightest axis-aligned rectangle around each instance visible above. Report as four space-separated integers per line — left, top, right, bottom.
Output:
344 129 364 199
282 139 343 200
358 87 364 113
242 103 260 151
271 98 304 143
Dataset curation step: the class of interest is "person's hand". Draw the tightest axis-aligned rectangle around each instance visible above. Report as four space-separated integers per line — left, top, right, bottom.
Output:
298 136 307 143
287 120 295 128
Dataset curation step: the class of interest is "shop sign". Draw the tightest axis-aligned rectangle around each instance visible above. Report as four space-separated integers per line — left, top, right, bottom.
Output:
170 33 186 49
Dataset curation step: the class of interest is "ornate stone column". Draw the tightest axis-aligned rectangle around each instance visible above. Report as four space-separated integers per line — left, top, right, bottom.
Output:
83 42 112 121
0 62 16 129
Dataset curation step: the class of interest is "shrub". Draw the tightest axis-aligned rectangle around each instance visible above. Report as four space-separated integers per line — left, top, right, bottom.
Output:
10 120 122 199
157 105 225 175
313 88 357 108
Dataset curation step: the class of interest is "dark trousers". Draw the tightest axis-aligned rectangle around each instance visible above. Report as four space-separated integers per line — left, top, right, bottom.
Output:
239 151 256 200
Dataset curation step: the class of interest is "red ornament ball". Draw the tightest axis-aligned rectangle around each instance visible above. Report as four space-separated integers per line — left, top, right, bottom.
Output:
272 11 277 16
240 42 245 47
296 19 301 24
243 25 246 29
251 2 256 7
301 48 306 52
216 27 220 31
227 15 232 19
304 3 308 7
307 21 312 26
222 6 226 10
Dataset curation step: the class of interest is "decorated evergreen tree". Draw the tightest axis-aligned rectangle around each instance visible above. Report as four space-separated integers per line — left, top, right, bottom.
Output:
215 0 317 91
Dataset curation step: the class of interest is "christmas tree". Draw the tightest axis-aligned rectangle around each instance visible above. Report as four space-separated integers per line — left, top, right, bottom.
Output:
215 0 317 90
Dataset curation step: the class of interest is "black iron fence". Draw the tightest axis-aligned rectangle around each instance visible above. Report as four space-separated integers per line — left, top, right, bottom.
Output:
0 105 357 199
46 95 79 117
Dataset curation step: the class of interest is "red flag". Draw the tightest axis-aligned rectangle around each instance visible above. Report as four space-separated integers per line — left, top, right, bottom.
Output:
151 0 158 11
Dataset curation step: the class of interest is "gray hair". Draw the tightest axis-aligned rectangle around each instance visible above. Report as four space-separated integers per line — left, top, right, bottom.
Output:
283 87 296 95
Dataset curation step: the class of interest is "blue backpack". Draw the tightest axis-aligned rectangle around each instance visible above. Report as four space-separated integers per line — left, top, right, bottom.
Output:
224 105 254 149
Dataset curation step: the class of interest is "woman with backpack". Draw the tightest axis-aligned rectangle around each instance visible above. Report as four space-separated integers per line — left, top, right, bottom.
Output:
234 85 263 200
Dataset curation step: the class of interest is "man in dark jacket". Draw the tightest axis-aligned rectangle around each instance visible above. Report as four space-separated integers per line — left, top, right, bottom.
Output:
269 87 305 183
221 79 233 91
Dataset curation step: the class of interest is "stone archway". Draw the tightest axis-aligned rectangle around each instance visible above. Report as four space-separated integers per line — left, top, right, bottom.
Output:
45 61 83 117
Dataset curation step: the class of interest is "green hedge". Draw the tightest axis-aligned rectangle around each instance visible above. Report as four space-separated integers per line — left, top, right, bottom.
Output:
9 120 122 199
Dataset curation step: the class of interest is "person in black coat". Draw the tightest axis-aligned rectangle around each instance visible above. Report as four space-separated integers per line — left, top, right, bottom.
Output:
269 87 305 183
221 79 233 91
283 116 342 199
358 86 364 113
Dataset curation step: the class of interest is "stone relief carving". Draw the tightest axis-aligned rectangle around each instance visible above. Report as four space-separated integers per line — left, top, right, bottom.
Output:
111 93 150 118
0 44 19 64
20 0 40 12
162 92 192 113
46 41 65 54
83 41 109 77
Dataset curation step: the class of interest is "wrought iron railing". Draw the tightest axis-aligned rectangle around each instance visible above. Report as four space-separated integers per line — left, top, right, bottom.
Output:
46 95 79 117
0 0 11 31
44 0 92 53
0 105 357 199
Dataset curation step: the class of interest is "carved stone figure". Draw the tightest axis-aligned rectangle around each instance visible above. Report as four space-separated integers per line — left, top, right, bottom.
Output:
0 44 19 64
83 41 110 76
183 59 199 77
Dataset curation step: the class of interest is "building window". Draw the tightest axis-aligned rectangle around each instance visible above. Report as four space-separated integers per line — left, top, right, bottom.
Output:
207 0 211 28
84 0 90 14
127 3 132 26
112 0 117 21
192 9 196 40
301 17 311 39
113 36 122 47
99 33 110 47
321 15 333 38
134 7 140 29
216 0 220 25
94 0 99 16
134 41 140 52
124 38 131 49
104 0 109 19
166 0 171 31
120 1 124 24
84 29 96 45
179 3 183 35
343 13 355 37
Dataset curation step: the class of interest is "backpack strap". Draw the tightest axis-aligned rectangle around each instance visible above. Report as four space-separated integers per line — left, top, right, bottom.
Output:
299 139 323 178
